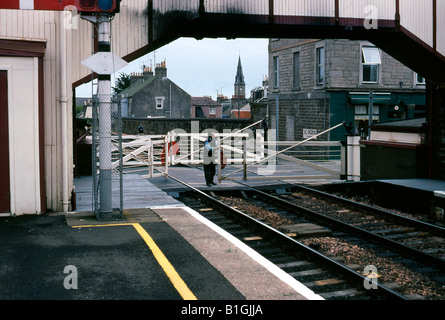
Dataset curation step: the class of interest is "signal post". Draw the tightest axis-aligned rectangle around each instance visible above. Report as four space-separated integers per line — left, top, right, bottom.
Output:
77 0 127 218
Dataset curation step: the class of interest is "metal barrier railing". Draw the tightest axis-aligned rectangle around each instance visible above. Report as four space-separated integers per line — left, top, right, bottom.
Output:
219 122 345 181
118 121 347 183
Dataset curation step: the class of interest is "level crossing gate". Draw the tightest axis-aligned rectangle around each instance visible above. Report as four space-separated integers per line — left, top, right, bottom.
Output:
117 121 352 182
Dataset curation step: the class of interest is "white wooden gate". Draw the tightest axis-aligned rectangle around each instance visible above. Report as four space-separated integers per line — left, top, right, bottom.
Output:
117 122 350 182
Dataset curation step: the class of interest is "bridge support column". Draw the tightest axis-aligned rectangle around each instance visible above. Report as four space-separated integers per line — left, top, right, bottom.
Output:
427 83 445 181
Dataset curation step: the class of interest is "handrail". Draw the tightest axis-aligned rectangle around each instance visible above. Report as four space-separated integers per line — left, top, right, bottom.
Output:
221 122 345 180
172 119 264 163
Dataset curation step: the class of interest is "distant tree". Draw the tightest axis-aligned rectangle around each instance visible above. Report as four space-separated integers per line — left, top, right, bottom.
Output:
113 72 131 95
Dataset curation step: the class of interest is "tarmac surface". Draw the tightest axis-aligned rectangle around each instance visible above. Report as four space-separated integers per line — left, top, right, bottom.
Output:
1 162 331 302
0 213 242 300
2 158 444 310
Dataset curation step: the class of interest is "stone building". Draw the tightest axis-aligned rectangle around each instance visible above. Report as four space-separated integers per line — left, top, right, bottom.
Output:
268 39 426 142
120 61 191 119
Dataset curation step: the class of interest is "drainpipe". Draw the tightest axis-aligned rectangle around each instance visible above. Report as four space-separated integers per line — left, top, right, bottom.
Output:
368 90 374 139
60 12 69 213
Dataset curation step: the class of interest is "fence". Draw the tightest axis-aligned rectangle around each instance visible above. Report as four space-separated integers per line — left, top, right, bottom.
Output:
92 95 124 221
219 122 346 182
118 122 353 182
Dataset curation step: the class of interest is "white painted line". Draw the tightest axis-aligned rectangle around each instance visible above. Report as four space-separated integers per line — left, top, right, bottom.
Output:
181 206 325 301
148 204 185 209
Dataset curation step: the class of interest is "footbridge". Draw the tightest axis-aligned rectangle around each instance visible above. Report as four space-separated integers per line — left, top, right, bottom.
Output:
149 0 445 86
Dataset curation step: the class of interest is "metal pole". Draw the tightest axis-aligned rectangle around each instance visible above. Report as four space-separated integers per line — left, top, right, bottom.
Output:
275 97 279 141
217 137 222 184
148 137 153 178
243 139 247 181
164 132 169 177
275 97 279 164
368 90 374 140
97 15 113 215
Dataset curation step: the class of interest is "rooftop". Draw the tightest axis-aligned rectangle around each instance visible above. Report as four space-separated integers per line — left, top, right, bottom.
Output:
191 97 221 107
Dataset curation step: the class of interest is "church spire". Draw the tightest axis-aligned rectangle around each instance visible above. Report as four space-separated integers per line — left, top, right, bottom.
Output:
233 56 246 113
235 56 245 86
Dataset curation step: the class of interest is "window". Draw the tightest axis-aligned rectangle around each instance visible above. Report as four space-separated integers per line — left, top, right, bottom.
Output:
155 97 165 109
355 105 380 115
362 47 381 83
416 73 426 85
355 105 367 115
209 107 216 115
195 107 205 118
316 47 325 85
273 56 279 88
293 52 300 89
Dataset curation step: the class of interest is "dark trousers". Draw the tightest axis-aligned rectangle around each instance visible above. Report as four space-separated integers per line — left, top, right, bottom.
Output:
204 162 216 184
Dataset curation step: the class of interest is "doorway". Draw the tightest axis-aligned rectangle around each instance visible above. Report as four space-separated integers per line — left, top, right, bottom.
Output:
0 71 10 213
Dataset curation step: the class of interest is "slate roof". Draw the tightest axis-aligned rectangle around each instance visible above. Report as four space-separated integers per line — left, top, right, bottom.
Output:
119 77 155 97
191 97 221 107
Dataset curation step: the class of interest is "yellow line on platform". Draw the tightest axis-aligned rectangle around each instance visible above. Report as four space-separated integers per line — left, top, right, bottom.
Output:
132 223 197 300
72 222 197 300
72 223 134 228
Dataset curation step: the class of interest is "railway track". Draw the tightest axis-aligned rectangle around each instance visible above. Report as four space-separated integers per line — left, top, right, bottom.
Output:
283 184 445 264
213 183 445 299
166 175 408 300
234 184 445 271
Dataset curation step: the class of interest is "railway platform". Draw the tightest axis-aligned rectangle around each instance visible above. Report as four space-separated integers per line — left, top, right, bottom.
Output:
71 173 322 301
0 172 323 301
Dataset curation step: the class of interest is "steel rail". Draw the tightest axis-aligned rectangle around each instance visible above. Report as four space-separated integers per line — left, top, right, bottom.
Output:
236 184 445 273
165 173 408 300
295 184 445 237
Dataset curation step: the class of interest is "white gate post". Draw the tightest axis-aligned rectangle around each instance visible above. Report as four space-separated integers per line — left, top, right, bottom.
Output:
243 139 247 181
148 137 153 178
164 132 169 177
346 135 361 181
217 137 222 184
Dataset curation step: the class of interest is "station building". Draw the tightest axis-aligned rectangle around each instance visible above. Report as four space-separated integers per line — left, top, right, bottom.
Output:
0 2 150 215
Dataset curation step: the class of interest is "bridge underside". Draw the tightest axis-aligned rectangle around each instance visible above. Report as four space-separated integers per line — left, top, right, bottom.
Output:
150 12 445 87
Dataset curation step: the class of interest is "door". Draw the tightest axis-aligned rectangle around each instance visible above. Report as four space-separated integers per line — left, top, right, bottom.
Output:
0 71 10 213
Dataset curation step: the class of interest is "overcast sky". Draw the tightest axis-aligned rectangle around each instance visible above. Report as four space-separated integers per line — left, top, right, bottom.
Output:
76 37 269 99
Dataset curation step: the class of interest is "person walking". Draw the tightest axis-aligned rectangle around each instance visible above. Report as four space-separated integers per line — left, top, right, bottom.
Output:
203 133 218 187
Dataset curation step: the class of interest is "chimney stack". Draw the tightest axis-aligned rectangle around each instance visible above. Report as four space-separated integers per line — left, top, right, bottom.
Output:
130 72 143 85
143 66 153 79
129 66 154 85
155 60 167 79
262 75 269 87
